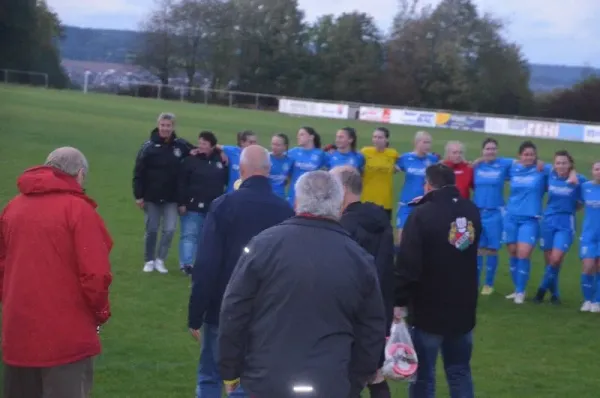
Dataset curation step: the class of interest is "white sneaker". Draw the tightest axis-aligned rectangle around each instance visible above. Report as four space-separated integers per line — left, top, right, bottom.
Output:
580 301 592 312
143 261 155 273
154 259 168 274
514 293 525 304
591 303 600 313
505 292 516 299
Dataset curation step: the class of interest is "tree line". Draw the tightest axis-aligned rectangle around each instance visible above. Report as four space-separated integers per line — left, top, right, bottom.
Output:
1 0 599 122
0 0 67 87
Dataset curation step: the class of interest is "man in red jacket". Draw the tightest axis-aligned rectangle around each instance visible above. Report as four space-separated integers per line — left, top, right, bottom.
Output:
443 141 473 199
0 147 113 398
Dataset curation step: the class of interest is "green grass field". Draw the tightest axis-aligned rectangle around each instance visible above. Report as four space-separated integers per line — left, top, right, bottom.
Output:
1 84 599 397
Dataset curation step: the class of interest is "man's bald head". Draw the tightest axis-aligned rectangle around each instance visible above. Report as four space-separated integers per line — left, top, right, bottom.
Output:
44 147 89 186
239 144 271 179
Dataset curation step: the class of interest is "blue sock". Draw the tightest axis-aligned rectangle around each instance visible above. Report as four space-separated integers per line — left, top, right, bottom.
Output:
581 274 594 302
515 258 531 294
539 265 553 291
477 255 483 285
549 267 561 297
595 274 600 303
509 257 519 288
485 255 498 287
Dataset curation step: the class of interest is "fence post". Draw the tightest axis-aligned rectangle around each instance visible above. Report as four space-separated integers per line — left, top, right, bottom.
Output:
180 86 184 102
157 84 162 100
4 70 8 84
43 73 48 88
228 91 233 107
255 93 259 110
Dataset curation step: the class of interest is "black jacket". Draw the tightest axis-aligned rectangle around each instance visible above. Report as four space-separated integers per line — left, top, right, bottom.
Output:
340 202 394 333
218 216 386 398
177 151 228 213
188 176 294 329
395 186 481 336
132 129 194 203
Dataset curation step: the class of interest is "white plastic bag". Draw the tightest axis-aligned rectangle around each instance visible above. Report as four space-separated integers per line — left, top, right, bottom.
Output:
381 320 418 381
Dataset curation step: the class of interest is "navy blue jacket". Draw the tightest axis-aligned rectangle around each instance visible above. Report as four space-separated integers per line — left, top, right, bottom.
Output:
188 176 294 329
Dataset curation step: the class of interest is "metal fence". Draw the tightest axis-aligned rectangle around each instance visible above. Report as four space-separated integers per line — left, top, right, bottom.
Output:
1 69 48 88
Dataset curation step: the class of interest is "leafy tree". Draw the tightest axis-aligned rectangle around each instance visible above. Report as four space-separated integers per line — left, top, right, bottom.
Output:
136 0 179 85
536 76 600 122
0 0 67 87
308 12 384 103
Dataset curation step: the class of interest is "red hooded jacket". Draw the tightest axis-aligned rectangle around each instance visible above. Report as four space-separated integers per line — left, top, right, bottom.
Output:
443 161 473 199
0 166 113 367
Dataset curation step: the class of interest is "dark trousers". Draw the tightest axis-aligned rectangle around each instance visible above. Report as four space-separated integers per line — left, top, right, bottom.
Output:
409 328 474 398
4 357 94 398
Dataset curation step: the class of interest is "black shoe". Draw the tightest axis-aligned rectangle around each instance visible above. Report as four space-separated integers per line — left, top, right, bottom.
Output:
181 265 193 276
532 288 546 303
550 295 562 305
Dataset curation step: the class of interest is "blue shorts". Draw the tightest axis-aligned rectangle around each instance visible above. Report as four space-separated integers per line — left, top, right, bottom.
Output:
479 209 503 250
396 205 414 229
580 231 600 259
503 214 540 246
540 214 575 252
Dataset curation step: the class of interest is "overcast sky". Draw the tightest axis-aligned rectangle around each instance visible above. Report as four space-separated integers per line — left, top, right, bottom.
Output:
48 0 600 66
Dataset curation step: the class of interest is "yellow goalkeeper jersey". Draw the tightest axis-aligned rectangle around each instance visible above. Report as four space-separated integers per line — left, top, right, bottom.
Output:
360 146 399 210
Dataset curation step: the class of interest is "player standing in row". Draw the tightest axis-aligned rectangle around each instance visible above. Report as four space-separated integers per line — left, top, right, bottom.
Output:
395 131 439 244
361 127 398 219
534 151 586 305
442 141 473 199
269 133 293 199
578 162 600 312
504 141 550 304
221 131 258 192
327 127 365 171
472 138 513 295
287 127 327 206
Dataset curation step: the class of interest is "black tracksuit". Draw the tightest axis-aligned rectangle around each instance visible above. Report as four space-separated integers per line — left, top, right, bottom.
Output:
177 152 228 213
395 186 482 336
132 129 194 203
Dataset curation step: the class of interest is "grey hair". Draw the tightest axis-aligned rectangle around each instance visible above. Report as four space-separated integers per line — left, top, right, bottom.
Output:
157 112 176 123
44 147 89 177
240 145 271 172
445 140 464 155
295 170 344 219
330 166 362 196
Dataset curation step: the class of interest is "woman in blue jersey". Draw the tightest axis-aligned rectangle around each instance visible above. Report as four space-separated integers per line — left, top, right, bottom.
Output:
269 133 293 199
504 141 551 304
473 138 513 295
220 130 258 192
533 151 586 305
327 127 365 171
579 161 600 312
395 130 439 244
287 126 328 206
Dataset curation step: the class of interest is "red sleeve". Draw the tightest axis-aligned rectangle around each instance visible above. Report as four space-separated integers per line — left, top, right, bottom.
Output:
0 208 6 302
71 201 113 325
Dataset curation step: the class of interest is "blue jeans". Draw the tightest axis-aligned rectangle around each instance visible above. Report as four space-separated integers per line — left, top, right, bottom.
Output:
179 212 205 268
409 328 474 398
197 323 248 398
144 202 178 262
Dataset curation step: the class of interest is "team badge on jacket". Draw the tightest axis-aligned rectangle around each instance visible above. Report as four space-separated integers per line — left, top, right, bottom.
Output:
448 217 475 251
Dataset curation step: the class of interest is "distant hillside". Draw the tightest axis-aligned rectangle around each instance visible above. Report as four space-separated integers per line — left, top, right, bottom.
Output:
59 25 600 93
61 26 139 64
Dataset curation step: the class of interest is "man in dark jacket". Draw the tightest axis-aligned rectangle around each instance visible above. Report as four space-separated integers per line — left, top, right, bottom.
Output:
188 145 294 398
132 112 195 274
177 131 228 274
218 170 386 398
395 164 481 398
332 166 394 398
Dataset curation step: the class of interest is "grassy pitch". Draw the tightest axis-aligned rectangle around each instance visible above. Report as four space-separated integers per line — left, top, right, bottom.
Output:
1 84 600 397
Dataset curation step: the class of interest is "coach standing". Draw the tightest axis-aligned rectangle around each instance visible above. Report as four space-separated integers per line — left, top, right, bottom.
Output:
188 145 293 398
218 171 386 398
1 147 113 398
332 166 395 398
395 164 481 398
133 112 195 274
